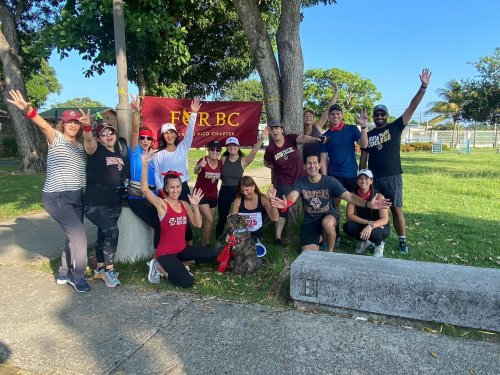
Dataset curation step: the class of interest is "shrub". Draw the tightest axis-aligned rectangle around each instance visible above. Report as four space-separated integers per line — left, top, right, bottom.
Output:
401 142 448 152
1 138 18 157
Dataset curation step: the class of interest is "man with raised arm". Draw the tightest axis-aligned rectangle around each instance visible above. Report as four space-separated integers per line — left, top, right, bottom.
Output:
359 68 432 254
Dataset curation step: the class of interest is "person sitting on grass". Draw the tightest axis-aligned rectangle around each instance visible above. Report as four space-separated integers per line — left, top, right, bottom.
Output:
7 90 90 293
141 153 217 288
343 169 390 257
230 176 279 242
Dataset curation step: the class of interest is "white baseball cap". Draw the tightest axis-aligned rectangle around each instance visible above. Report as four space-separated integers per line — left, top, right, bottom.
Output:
357 169 373 179
225 137 240 146
161 123 177 134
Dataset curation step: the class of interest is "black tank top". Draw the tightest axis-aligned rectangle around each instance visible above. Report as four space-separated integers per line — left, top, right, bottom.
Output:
221 157 243 186
239 195 265 239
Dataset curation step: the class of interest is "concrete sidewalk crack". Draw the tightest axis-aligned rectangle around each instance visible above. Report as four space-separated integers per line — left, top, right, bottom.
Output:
106 299 195 375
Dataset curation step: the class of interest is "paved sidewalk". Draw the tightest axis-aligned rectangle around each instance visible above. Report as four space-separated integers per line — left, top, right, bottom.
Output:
0 266 498 375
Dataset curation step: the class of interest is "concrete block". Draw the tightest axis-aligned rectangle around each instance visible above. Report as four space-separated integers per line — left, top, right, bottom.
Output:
116 206 154 262
290 251 500 331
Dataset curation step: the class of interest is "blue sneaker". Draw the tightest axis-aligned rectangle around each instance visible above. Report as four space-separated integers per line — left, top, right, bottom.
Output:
399 241 410 254
101 269 121 288
56 273 70 285
68 276 91 293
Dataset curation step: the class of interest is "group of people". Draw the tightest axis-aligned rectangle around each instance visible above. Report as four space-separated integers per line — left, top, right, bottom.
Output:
7 68 430 292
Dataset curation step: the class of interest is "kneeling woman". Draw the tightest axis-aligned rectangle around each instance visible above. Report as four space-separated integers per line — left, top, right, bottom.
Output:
141 154 217 288
343 169 390 257
230 176 279 241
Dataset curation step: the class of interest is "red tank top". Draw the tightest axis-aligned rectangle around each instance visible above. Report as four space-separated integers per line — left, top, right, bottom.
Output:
157 200 187 256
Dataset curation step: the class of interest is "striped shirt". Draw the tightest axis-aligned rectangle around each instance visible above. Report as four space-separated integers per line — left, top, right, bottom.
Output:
43 131 86 193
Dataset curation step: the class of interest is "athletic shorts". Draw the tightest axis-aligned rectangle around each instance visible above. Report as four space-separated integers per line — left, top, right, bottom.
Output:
276 185 294 218
374 174 403 208
332 175 357 193
199 197 217 208
300 212 339 247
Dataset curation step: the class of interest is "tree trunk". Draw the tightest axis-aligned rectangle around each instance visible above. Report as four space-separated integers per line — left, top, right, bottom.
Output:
233 0 281 123
276 0 303 135
137 61 146 97
0 4 45 172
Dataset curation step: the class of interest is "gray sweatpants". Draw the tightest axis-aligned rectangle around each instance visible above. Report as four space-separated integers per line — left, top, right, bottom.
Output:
42 190 88 279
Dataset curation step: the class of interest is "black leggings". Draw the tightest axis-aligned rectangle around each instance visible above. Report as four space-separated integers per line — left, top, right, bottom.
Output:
128 198 161 248
215 185 238 239
343 221 390 246
157 245 217 288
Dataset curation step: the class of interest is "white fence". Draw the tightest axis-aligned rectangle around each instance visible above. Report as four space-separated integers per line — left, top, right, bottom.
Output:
402 129 499 148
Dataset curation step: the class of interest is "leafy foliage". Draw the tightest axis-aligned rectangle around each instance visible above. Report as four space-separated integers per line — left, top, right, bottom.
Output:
25 59 62 108
47 0 267 97
55 97 107 108
304 68 381 124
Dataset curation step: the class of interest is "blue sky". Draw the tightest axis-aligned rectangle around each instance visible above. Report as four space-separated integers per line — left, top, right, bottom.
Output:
46 0 499 122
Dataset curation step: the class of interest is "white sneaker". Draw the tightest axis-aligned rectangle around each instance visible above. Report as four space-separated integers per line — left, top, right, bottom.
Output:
355 240 371 254
373 242 385 258
147 260 162 284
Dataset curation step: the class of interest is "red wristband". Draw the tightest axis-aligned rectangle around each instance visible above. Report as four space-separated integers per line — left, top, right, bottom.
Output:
280 199 294 213
82 124 93 132
25 108 37 119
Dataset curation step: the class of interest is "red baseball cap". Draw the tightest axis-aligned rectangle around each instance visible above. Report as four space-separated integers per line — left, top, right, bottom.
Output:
60 110 80 122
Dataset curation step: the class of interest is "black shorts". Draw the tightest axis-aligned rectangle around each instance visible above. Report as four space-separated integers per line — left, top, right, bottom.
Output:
276 185 294 218
300 212 339 247
374 174 403 208
199 197 218 208
332 175 357 193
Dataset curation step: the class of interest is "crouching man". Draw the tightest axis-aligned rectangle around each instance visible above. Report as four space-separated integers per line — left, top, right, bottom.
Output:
271 155 391 252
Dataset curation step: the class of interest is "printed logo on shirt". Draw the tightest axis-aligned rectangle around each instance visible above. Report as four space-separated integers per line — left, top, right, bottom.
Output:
274 147 295 161
106 156 124 171
205 171 221 183
368 129 391 151
169 216 187 226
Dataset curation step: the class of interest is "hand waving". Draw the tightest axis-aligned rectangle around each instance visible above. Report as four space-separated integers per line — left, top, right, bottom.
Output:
369 193 392 210
267 184 277 199
356 108 368 127
420 68 432 86
188 188 204 206
190 98 202 113
7 90 29 112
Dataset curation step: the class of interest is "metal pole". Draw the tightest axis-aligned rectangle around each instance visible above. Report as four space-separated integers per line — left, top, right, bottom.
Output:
113 0 131 143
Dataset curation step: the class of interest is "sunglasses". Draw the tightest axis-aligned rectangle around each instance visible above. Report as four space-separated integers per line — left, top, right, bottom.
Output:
139 136 153 141
99 129 116 137
373 112 387 118
209 148 222 152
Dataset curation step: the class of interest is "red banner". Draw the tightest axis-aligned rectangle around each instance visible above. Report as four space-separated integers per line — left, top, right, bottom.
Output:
142 97 263 148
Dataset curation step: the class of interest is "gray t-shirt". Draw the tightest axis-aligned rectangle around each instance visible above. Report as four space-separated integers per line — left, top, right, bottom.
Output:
292 175 346 223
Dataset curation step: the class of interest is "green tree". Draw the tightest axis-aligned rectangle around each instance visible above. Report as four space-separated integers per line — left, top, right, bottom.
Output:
25 59 62 108
0 1 64 172
55 97 107 108
462 48 500 129
304 68 381 124
220 79 266 122
426 80 465 146
48 0 269 97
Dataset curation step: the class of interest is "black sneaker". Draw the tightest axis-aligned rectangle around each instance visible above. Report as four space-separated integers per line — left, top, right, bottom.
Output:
399 241 410 254
335 235 341 248
68 276 91 293
274 238 283 246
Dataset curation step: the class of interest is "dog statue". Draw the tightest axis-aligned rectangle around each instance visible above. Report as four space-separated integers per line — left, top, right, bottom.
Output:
226 214 259 274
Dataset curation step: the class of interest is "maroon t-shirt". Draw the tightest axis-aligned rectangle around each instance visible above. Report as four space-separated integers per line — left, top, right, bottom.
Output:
194 158 222 200
264 134 305 186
